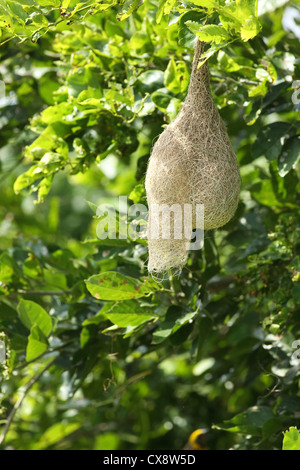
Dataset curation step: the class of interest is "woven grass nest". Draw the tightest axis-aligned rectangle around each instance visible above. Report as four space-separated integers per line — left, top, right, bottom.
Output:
145 40 241 275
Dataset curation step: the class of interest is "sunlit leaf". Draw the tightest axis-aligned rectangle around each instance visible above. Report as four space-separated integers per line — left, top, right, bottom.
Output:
85 272 154 300
17 300 52 337
282 427 300 450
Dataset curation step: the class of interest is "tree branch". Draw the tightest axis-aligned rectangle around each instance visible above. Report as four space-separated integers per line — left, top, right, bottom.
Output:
17 289 71 296
0 358 56 446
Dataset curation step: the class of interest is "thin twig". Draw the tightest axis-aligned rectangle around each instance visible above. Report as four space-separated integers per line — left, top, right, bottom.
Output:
0 358 56 446
168 270 180 305
109 346 181 401
17 289 72 296
15 341 75 370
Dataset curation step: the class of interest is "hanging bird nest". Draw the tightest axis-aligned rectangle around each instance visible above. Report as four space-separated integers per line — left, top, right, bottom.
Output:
145 40 241 275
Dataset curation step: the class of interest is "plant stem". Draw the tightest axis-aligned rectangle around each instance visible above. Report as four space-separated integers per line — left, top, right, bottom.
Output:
168 270 180 305
0 358 56 446
17 289 71 296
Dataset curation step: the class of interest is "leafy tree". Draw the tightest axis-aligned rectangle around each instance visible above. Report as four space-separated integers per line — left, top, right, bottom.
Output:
0 0 300 450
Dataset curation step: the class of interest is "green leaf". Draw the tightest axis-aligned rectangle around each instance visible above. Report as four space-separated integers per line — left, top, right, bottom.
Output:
32 422 81 450
129 183 146 204
247 0 259 16
248 81 268 98
105 19 127 38
186 23 231 43
164 58 177 92
6 1 27 23
214 406 275 436
240 15 261 41
23 255 42 279
86 200 99 214
252 122 293 161
43 269 68 290
155 0 177 23
30 0 60 7
37 175 54 203
189 0 217 7
40 102 74 123
17 299 52 337
156 0 165 24
197 40 233 65
103 300 157 328
151 90 172 112
60 0 72 9
104 299 156 315
107 313 153 328
26 324 48 362
219 0 261 41
282 427 300 450
82 311 108 326
163 0 177 15
0 4 14 32
166 97 182 120
118 0 143 21
178 10 207 48
85 272 153 300
153 306 198 343
128 31 149 51
251 164 298 209
164 59 190 94
278 136 300 177
193 357 215 376
0 253 14 284
80 3 112 15
136 70 164 92
94 432 120 450
14 165 41 193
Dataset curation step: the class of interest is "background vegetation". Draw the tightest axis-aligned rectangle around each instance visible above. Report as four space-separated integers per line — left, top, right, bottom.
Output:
0 0 300 450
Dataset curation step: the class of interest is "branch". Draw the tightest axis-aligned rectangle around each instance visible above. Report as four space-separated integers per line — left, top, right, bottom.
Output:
0 358 56 446
17 289 71 296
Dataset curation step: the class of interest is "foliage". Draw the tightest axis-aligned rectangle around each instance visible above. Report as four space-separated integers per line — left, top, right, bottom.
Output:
0 0 300 450
282 426 300 450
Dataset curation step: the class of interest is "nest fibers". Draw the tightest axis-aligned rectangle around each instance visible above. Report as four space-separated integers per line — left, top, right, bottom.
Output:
145 40 241 275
